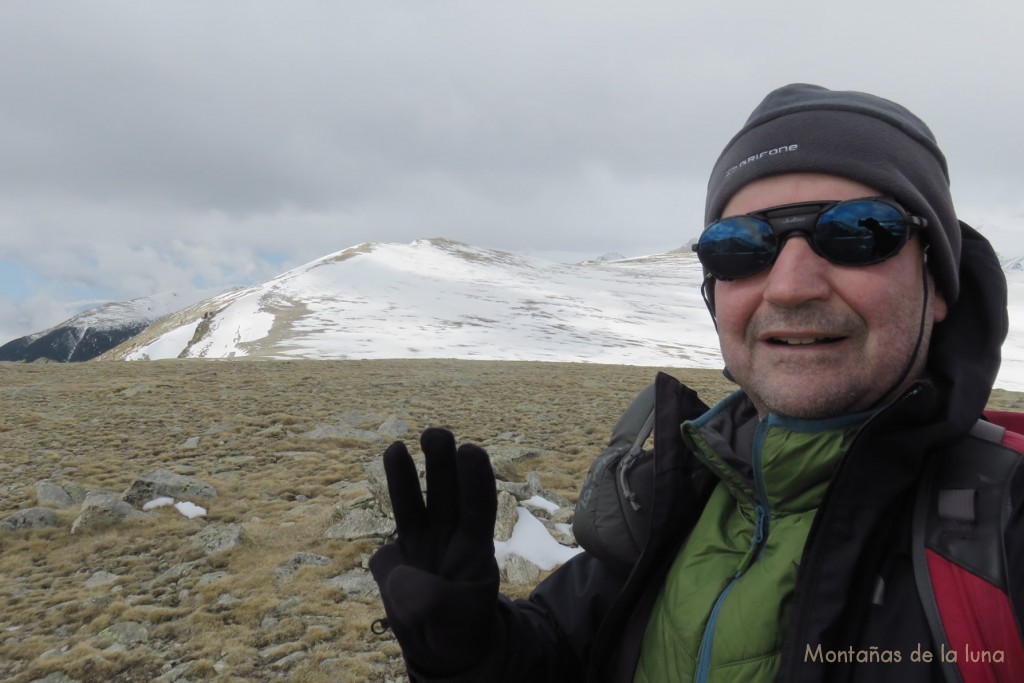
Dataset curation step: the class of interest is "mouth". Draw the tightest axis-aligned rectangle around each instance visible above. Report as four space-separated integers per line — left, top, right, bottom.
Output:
766 336 845 346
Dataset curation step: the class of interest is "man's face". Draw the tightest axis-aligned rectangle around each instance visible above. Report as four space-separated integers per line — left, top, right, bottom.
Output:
713 173 948 419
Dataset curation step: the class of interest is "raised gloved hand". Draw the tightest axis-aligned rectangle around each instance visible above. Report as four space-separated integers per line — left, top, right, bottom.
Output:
369 428 500 676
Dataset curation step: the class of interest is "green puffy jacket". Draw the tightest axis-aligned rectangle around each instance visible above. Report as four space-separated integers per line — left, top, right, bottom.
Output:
635 393 865 683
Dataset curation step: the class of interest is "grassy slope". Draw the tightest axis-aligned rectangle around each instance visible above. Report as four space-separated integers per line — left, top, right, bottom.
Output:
0 359 1019 682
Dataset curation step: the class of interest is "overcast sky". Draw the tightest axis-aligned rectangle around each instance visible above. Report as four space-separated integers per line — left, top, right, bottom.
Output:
2 0 1023 343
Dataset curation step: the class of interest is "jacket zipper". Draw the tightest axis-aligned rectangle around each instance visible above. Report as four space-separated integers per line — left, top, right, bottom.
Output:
693 422 772 682
777 384 923 681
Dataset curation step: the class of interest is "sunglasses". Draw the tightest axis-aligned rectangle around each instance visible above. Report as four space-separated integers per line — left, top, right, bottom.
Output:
693 197 927 281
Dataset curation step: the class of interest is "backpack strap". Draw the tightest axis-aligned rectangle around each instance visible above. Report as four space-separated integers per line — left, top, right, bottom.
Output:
970 417 1006 445
912 419 1024 683
572 373 708 570
573 382 659 568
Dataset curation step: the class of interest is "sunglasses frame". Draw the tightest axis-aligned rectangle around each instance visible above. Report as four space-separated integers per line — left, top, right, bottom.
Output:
693 196 928 281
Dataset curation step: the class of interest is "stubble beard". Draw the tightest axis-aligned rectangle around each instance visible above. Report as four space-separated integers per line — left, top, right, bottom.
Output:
727 308 930 420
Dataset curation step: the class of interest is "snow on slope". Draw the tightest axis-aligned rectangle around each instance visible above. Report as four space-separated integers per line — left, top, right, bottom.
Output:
24 290 219 342
119 238 720 368
114 238 1024 392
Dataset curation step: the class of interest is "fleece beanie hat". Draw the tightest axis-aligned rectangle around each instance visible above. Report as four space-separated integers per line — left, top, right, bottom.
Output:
704 83 961 304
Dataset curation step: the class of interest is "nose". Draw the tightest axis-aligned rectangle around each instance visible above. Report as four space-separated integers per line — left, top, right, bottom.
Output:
761 235 832 306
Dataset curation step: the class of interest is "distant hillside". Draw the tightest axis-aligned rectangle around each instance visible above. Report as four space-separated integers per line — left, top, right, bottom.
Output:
0 321 149 363
0 290 227 363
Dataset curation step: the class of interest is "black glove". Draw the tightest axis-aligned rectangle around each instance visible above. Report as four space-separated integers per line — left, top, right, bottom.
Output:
369 428 500 677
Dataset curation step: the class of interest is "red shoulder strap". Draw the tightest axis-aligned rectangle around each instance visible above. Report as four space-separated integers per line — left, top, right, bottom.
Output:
915 420 1024 682
982 410 1024 451
926 548 1024 682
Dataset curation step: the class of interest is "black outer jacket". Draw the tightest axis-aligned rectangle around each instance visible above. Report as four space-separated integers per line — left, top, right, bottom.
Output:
405 223 1024 683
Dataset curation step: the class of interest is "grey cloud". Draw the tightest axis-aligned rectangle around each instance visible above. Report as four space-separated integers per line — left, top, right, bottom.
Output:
1 1 1022 341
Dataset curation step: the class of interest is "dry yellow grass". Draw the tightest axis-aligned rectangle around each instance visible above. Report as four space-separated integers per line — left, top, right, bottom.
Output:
0 359 1018 682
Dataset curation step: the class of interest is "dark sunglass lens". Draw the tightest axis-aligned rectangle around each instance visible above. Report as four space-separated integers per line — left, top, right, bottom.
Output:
816 200 909 265
697 216 776 279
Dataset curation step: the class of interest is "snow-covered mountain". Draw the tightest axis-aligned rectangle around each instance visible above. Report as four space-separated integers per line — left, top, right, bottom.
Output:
0 290 225 363
106 238 723 369
96 237 1024 393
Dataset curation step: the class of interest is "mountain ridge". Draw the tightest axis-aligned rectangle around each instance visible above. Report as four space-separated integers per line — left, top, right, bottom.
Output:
0 290 225 363
6 237 1023 392
101 237 724 368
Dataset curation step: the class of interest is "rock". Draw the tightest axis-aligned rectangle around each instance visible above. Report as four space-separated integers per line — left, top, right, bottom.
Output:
333 482 375 510
276 552 332 580
551 507 574 525
191 524 243 556
95 621 149 646
538 489 574 510
495 431 526 443
38 644 71 660
322 570 380 599
495 480 532 501
0 507 60 531
215 594 240 607
274 451 323 459
153 661 197 683
485 445 557 468
522 499 554 520
181 436 201 449
365 457 428 518
377 416 410 438
502 554 541 585
198 571 230 586
84 571 120 588
28 674 78 683
122 468 218 506
364 459 393 516
325 509 394 541
156 561 198 583
71 493 150 534
219 455 257 468
302 425 386 444
34 480 87 508
540 518 577 546
334 410 387 427
494 491 518 541
271 650 308 670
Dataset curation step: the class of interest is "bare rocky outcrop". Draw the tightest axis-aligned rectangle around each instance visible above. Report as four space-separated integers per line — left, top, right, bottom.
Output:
322 569 380 599
192 523 244 556
122 468 218 507
326 508 395 542
495 491 519 541
34 480 88 508
70 492 151 534
377 416 410 438
0 507 60 531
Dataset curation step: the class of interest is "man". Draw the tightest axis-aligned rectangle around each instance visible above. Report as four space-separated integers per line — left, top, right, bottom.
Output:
369 84 1024 682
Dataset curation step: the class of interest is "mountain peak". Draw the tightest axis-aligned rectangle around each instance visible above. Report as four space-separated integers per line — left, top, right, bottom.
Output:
105 238 722 368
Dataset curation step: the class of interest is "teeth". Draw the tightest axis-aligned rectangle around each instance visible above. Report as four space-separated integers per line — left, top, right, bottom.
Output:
776 338 822 345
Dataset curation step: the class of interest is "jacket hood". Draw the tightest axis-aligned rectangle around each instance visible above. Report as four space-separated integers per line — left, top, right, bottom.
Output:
926 221 1008 434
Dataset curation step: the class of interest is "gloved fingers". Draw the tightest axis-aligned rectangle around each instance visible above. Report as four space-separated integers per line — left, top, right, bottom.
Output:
436 443 498 580
368 541 403 585
420 428 460 530
454 443 498 540
382 440 427 537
